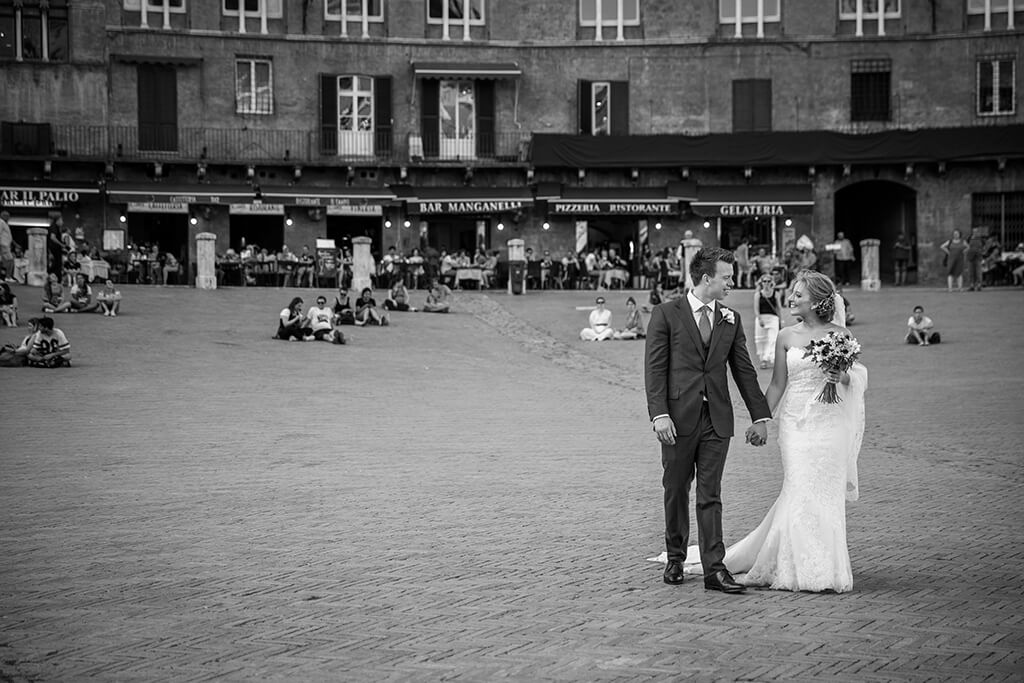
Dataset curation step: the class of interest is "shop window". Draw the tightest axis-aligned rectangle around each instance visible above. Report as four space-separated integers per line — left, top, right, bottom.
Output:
320 74 392 158
236 58 274 115
850 58 891 122
0 1 69 62
578 80 629 135
972 192 1024 251
733 79 772 132
977 57 1015 116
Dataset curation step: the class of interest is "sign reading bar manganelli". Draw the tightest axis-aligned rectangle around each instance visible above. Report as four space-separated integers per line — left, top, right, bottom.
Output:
229 203 285 215
128 202 189 214
413 200 524 214
1 189 80 208
550 201 678 215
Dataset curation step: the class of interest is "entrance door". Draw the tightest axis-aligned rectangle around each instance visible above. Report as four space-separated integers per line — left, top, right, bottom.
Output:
230 215 284 252
137 65 178 152
427 218 479 255
326 215 381 256
127 212 189 273
586 217 640 274
834 180 917 284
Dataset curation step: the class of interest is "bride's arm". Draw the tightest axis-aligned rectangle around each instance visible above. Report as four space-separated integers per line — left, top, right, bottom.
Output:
764 329 790 414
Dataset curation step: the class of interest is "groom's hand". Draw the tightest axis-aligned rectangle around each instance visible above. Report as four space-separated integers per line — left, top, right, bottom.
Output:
745 423 768 447
653 416 676 446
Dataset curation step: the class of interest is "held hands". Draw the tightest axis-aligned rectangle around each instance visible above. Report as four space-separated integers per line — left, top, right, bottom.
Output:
653 416 677 446
823 367 848 385
745 422 768 447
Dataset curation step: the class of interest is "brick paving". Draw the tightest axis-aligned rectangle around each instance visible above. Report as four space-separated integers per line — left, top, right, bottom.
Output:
0 281 1022 681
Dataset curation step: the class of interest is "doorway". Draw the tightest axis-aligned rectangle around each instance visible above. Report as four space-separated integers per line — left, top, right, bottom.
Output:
230 215 283 252
127 212 189 265
326 215 381 256
427 218 484 255
834 181 917 284
586 217 640 269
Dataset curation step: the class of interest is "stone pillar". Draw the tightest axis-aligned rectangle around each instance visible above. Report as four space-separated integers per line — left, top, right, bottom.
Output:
195 232 217 290
26 227 48 287
681 231 703 290
507 238 524 295
352 236 373 293
860 238 881 292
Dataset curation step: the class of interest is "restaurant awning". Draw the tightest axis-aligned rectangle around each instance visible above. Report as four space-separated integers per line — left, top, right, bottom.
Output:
546 185 691 216
105 182 254 205
405 186 532 214
258 185 396 207
691 184 814 216
1 182 101 209
412 62 522 80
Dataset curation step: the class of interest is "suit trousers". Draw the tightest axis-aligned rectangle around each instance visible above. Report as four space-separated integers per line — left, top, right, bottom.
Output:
662 401 730 574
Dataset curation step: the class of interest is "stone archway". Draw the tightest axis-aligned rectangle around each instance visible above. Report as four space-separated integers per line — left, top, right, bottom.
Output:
834 180 917 284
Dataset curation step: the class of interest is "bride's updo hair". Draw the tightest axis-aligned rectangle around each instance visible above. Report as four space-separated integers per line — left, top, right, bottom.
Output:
794 270 838 322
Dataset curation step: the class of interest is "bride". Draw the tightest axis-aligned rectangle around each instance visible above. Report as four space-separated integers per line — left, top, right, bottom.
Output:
651 270 867 593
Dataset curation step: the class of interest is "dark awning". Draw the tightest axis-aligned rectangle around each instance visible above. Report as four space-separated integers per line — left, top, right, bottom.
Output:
545 185 692 216
259 186 396 206
106 182 254 204
692 184 814 216
412 62 521 79
530 125 1024 168
405 186 532 214
112 53 203 66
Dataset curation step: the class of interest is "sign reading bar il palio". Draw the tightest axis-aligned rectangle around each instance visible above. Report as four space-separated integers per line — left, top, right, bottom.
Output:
550 200 678 215
1 189 81 208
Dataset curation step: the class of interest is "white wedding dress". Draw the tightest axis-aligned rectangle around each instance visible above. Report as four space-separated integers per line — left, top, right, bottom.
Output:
650 347 867 593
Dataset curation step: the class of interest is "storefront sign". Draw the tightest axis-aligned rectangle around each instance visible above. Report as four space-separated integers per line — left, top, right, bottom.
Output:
326 204 383 216
229 203 285 215
1 189 80 208
550 201 678 215
719 204 786 216
128 202 189 214
413 200 525 214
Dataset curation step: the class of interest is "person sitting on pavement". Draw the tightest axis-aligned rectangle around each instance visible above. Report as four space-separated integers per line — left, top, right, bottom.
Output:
332 286 356 325
421 279 452 313
276 296 313 341
354 287 388 326
97 280 122 317
384 280 416 312
66 273 101 314
613 296 646 340
906 305 940 346
42 273 64 312
27 316 71 367
644 282 664 313
307 295 346 344
580 296 614 341
0 281 17 327
0 317 41 367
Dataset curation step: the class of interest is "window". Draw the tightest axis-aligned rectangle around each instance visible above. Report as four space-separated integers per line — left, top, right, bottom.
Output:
968 0 1018 30
839 0 899 35
973 192 1024 251
978 57 1015 116
579 0 639 25
325 0 383 22
850 59 891 122
320 74 392 157
0 1 69 62
733 79 772 132
339 75 374 134
236 59 273 115
578 80 629 135
427 0 484 25
222 0 282 17
719 0 780 24
439 80 476 157
123 1 185 29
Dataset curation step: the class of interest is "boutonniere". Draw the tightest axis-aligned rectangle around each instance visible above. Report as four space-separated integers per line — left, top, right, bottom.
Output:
719 307 736 325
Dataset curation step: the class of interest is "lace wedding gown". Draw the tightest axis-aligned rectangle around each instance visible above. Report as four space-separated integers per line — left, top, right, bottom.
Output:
650 347 867 593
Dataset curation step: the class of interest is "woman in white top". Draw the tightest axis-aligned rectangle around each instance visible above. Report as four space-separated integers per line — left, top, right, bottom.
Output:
580 296 614 341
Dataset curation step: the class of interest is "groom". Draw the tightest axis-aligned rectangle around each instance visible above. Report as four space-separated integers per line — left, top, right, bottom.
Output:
644 247 771 593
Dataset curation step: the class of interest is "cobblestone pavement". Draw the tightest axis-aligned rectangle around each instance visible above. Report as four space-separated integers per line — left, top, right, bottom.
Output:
1 282 1021 682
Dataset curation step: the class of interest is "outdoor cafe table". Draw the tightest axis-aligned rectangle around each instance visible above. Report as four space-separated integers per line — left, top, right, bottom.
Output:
455 266 483 289
78 257 110 282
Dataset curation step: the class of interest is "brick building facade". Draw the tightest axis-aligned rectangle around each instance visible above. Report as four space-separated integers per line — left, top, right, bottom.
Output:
1 0 1022 285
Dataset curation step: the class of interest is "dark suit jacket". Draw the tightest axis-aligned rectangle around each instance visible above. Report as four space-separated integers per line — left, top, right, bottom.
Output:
644 298 771 437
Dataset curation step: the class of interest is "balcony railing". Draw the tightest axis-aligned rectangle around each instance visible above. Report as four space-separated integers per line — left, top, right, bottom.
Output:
1 124 533 166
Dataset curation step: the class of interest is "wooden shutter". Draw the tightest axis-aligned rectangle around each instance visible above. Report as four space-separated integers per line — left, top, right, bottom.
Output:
610 81 629 135
420 78 440 158
374 75 392 159
137 64 178 151
577 80 592 134
752 79 772 131
734 79 772 132
320 74 337 155
475 79 495 158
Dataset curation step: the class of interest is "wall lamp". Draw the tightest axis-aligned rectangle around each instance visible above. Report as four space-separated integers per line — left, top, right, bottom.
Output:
399 166 408 181
384 219 393 228
497 222 505 231
654 222 663 230
246 165 256 180
293 165 302 181
403 219 411 229
577 168 586 182
526 168 534 182
743 166 753 179
196 162 207 181
542 221 550 230
119 213 127 223
189 213 198 226
702 220 711 229
346 166 355 185
842 164 852 178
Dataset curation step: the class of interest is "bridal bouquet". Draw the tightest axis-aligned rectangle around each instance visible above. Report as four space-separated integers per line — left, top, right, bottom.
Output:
803 331 862 404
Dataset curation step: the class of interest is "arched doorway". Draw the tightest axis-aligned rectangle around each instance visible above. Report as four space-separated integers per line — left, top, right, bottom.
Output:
834 181 917 284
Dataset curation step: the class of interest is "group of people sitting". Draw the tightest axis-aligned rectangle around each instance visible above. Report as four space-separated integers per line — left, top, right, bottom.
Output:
42 273 123 317
0 315 71 368
579 296 646 341
274 280 455 342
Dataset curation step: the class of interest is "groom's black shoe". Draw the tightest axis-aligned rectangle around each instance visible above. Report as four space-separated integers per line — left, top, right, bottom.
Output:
704 569 745 594
663 561 685 585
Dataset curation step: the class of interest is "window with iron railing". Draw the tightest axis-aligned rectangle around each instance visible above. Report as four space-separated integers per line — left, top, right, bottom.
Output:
977 57 1015 116
236 58 274 115
973 192 1024 251
850 59 891 122
0 0 69 62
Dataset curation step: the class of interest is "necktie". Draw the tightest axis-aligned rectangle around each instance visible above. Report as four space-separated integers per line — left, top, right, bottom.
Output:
698 305 712 346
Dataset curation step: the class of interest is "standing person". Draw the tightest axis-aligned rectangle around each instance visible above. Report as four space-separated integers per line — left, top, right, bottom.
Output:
644 247 771 592
965 228 987 291
47 216 66 280
753 274 783 369
0 211 14 280
940 229 968 292
833 232 855 287
580 296 614 341
733 237 751 289
275 297 312 340
892 233 912 286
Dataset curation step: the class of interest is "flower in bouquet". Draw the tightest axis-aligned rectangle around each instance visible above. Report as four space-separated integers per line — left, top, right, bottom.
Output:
802 331 862 404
